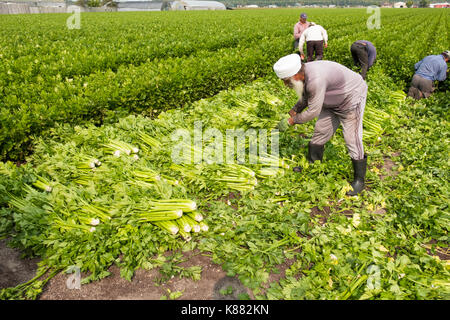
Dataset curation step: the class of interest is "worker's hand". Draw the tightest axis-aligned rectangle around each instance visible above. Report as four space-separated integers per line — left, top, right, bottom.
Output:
324 43 328 48
300 54 305 60
288 117 295 126
288 109 297 117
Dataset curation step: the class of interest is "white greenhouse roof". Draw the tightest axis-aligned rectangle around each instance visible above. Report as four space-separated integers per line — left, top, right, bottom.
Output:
174 1 225 6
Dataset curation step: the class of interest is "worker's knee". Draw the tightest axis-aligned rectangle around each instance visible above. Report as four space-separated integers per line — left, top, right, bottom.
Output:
311 130 333 145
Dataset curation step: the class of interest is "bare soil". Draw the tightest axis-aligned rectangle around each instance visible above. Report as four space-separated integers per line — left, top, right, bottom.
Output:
39 251 238 300
379 152 401 181
0 237 256 300
0 239 40 290
0 235 298 300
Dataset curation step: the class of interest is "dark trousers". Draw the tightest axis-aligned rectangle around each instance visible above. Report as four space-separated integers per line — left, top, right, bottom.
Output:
293 38 299 51
306 40 324 62
351 42 369 80
407 74 434 100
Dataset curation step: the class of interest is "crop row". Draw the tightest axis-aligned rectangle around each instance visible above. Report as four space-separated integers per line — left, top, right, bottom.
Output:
0 9 447 162
0 12 289 85
0 9 372 86
0 37 289 161
327 10 449 85
0 8 418 86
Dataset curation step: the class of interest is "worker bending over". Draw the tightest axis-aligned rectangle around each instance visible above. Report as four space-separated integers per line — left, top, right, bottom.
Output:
298 23 328 62
408 50 449 100
273 54 368 196
350 40 376 80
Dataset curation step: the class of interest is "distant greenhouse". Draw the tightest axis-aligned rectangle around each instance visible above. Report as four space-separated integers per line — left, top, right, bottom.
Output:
167 0 226 10
115 0 164 11
113 0 226 11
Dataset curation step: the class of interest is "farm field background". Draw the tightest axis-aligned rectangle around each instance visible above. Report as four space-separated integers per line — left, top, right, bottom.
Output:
0 8 449 300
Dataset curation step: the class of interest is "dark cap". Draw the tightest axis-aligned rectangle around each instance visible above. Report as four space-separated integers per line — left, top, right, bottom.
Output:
300 13 307 19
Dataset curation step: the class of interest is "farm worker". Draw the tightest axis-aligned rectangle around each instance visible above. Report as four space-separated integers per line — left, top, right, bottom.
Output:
298 23 328 62
273 54 368 196
293 13 312 51
407 50 449 100
350 40 377 80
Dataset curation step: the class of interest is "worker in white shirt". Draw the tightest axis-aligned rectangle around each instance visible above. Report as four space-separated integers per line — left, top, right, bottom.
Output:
298 23 328 62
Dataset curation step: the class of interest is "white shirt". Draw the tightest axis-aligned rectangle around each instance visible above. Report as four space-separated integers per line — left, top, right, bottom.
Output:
299 25 328 54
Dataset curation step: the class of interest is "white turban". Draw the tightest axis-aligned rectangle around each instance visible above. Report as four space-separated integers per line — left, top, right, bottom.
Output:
273 54 302 79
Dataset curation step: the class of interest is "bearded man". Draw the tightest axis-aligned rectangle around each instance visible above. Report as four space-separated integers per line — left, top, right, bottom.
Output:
273 54 368 196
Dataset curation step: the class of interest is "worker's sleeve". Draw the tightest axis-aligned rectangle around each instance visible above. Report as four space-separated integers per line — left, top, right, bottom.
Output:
290 95 308 114
437 63 447 81
415 59 423 71
368 46 376 67
299 32 306 54
292 81 325 124
321 27 328 44
293 24 300 39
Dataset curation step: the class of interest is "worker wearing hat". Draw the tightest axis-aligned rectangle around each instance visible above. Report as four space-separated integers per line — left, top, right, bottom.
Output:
293 13 312 51
273 54 368 196
407 50 449 100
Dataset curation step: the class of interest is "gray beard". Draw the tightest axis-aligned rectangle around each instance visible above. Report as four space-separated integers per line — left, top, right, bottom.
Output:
291 79 305 101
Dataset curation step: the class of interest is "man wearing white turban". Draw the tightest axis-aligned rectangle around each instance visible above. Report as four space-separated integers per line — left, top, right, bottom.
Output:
273 54 368 196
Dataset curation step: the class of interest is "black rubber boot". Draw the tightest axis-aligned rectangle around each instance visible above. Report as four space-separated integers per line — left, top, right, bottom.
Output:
306 143 324 163
346 155 367 196
293 143 324 172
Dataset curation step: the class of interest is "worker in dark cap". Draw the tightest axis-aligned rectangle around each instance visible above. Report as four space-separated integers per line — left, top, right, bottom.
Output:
293 13 312 51
407 50 449 100
350 40 377 80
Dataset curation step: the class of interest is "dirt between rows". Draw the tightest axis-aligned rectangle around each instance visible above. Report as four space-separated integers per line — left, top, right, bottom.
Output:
0 239 41 290
0 238 296 300
0 238 246 300
39 251 241 300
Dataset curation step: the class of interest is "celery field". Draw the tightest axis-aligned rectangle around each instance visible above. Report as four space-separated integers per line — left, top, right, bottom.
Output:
0 8 449 300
